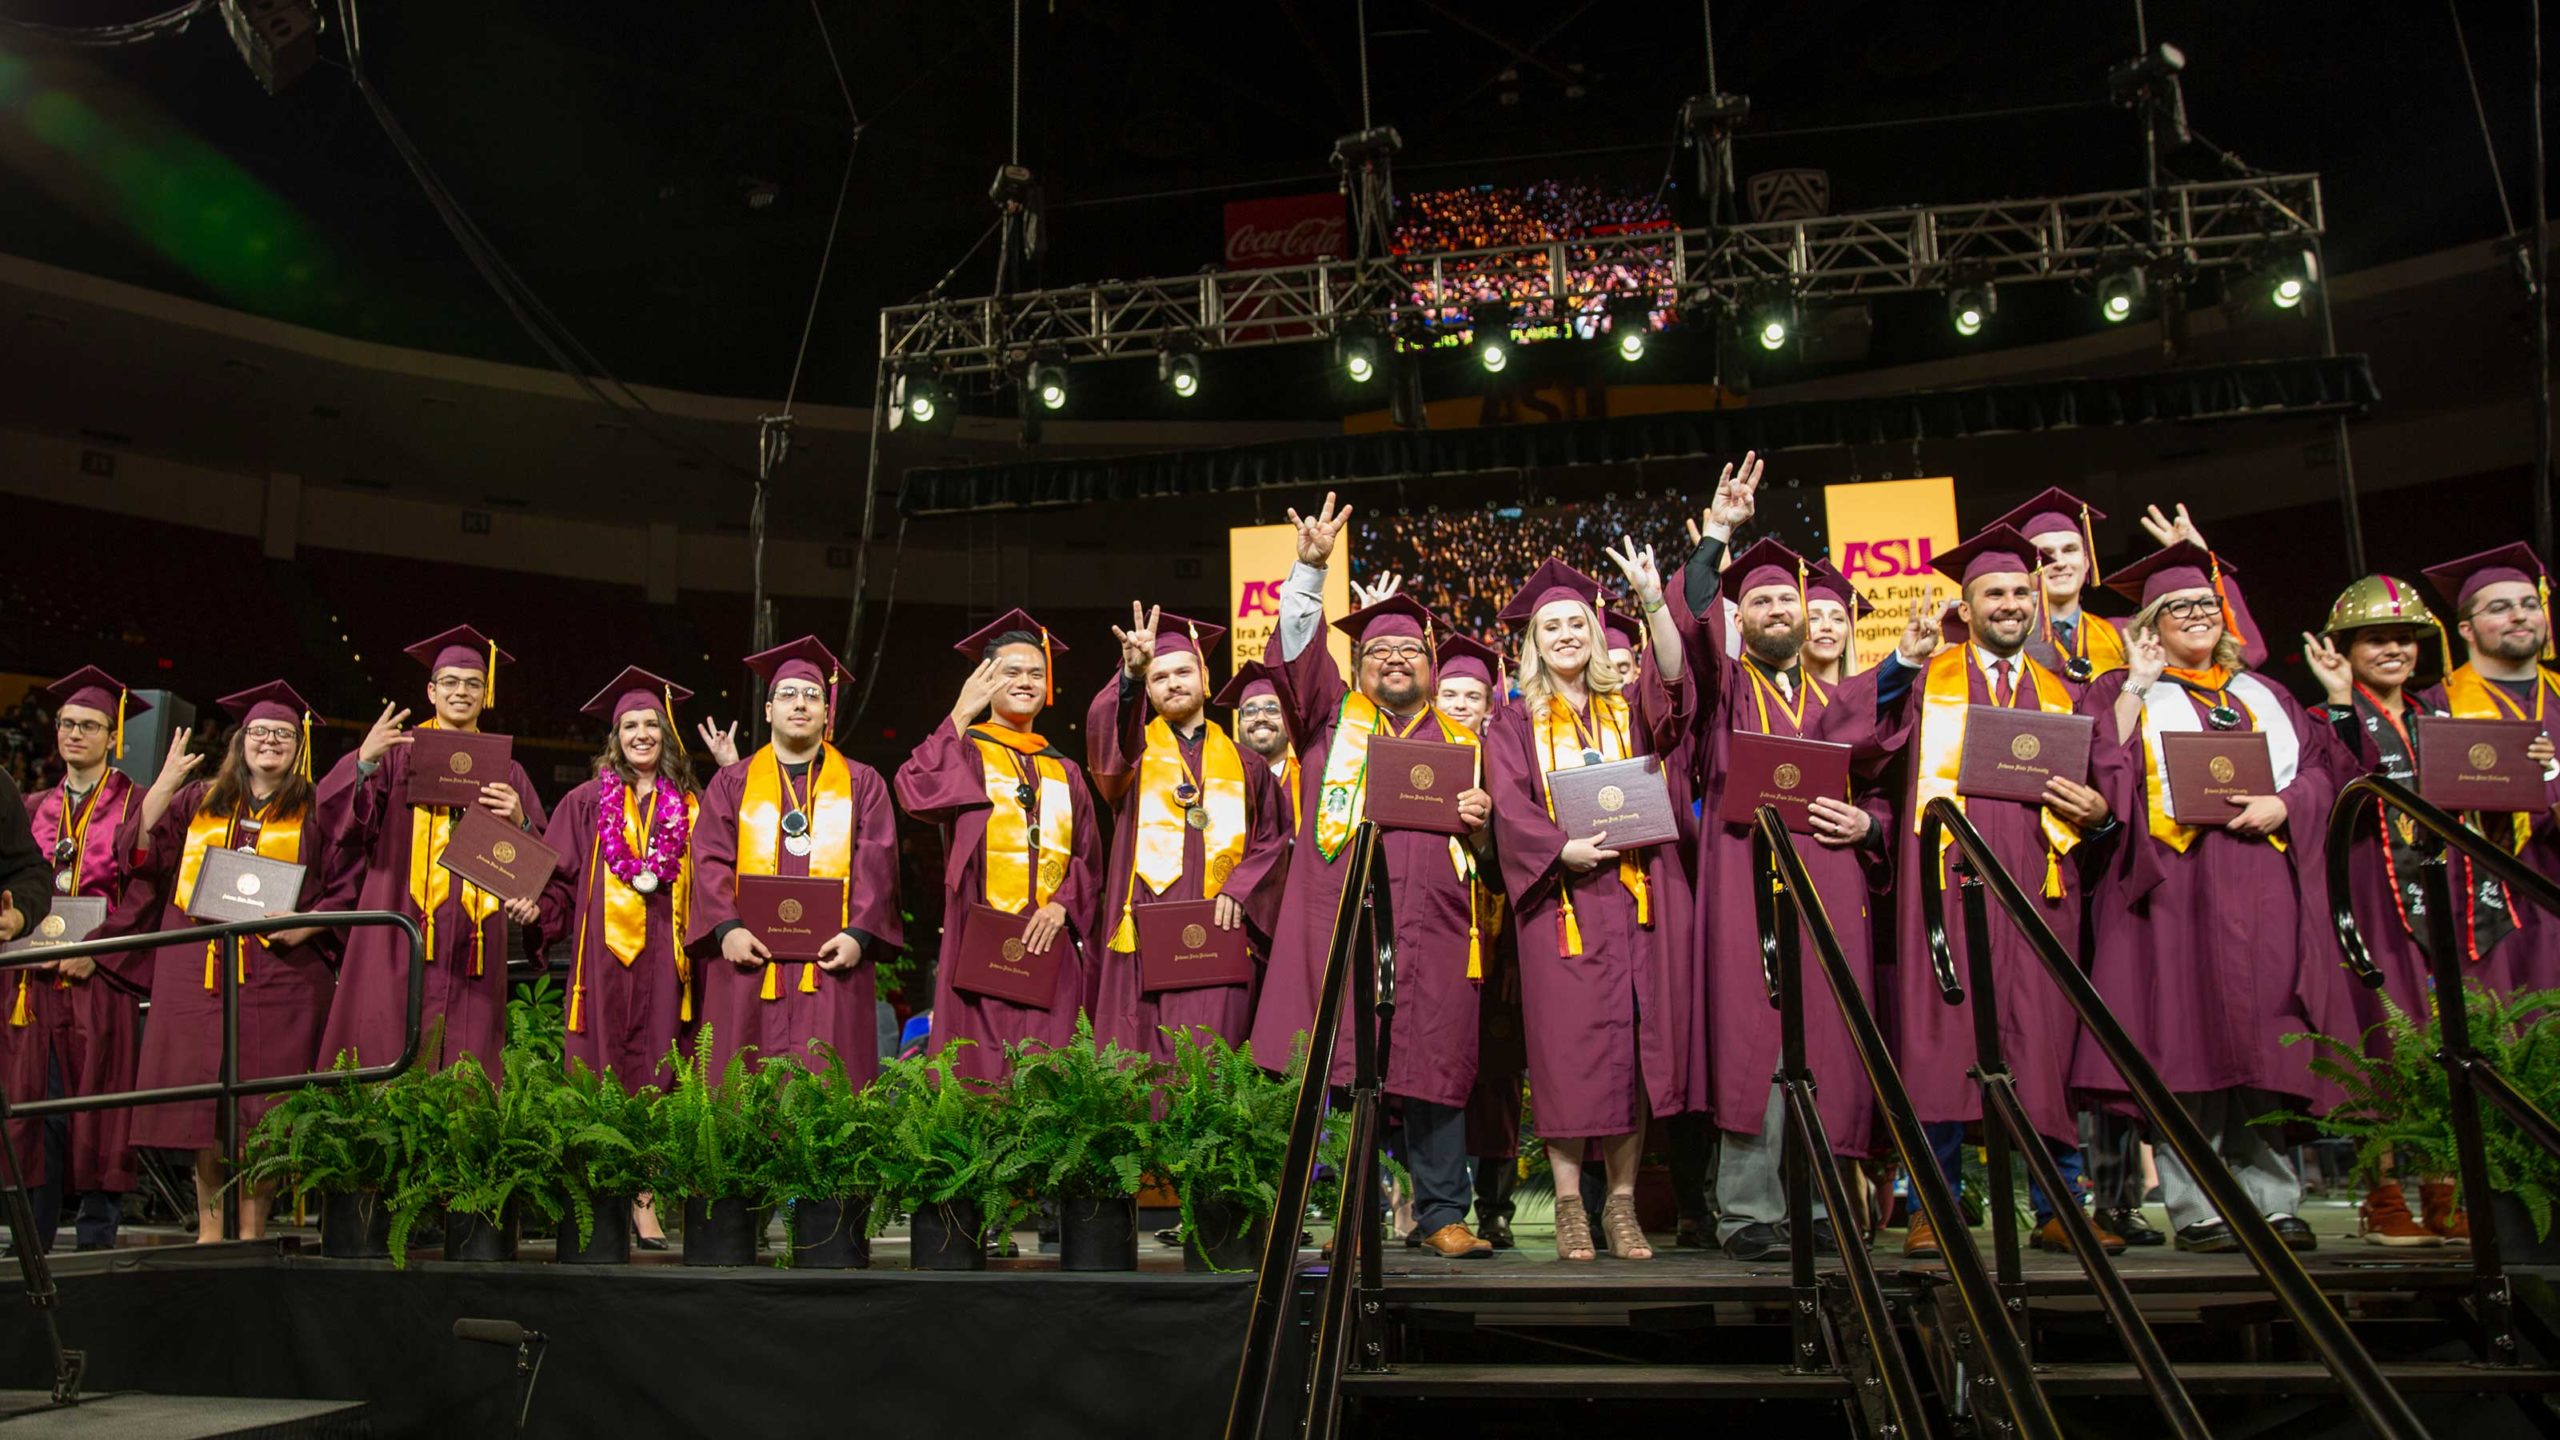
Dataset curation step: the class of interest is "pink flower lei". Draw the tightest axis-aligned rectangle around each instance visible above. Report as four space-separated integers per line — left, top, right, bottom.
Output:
600 773 686 892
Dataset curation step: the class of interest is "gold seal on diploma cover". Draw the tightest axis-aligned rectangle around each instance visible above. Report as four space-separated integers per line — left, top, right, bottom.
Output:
2011 733 2042 762
2469 742 2499 770
1409 762 1437 791
492 840 518 866
1002 937 1027 963
1773 763 1802 792
236 873 263 898
777 898 805 925
1040 854 1067 890
449 751 474 776
1181 923 1208 949
2208 755 2237 785
1597 785 1626 813
37 915 65 940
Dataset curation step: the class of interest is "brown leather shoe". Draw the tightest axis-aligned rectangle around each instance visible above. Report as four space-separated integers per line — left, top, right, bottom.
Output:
2031 1215 2125 1256
2420 1181 2470 1244
1903 1212 1942 1260
1413 1223 1494 1259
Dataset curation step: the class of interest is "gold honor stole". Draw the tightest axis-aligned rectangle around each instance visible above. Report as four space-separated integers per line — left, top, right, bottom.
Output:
2137 669 2298 854
739 745 855 1001
1914 648 2080 897
2439 664 2560 852
1108 717 1249 953
2056 611 2128 677
568 785 700 1034
176 805 305 992
1534 694 1650 956
1280 751 1304 835
15 780 128 1026
1313 693 1484 977
971 731 1075 915
405 721 503 976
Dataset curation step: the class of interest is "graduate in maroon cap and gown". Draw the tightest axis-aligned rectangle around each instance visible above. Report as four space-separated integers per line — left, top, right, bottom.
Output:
1244 494 1498 1258
2416 542 2560 999
2071 542 2347 1253
1674 455 1900 1261
1484 551 1696 1262
118 682 340 1242
1219 660 1303 838
10 666 151 1251
895 612 1103 1085
1085 607 1289 1064
1861 526 2122 1259
1437 634 1526 1248
314 626 547 1075
686 638 903 1082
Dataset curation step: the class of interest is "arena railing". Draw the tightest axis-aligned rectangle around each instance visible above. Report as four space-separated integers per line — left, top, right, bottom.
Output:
1226 819 1390 1440
1753 805 2058 1439
1919 796 2430 1440
0 910 427 1408
2325 774 2560 1372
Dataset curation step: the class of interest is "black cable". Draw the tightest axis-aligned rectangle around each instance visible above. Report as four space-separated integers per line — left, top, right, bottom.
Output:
778 0 864 420
2447 0 2520 235
0 1 205 46
845 512 910 732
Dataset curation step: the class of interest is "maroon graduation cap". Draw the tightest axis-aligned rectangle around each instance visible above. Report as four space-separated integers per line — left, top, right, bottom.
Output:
1212 658 1281 710
216 680 317 780
954 609 1066 704
1495 557 1610 629
1435 632 1506 691
1985 486 2109 586
404 624 514 711
1717 537 1811 607
45 665 150 760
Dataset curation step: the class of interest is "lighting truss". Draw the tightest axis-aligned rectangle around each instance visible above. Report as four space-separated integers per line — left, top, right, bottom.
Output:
879 173 2321 375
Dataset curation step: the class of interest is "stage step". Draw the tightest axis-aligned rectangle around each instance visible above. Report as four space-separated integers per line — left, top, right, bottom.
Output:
1337 1359 2560 1403
2030 1360 2560 1396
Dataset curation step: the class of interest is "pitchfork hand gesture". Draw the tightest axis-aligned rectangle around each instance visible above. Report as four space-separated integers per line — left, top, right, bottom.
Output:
1289 491 1356 568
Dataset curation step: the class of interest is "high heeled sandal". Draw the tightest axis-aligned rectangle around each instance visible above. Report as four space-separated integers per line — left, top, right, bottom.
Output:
1553 1194 1596 1262
1600 1194 1654 1260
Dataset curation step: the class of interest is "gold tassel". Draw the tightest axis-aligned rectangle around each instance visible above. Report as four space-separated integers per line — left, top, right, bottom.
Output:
484 637 498 711
113 688 127 761
296 711 313 783
1557 891 1583 957
2080 502 2101 588
10 976 28 1027
203 939 220 993
567 950 587 1034
2543 577 2555 661
2210 553 2247 649
798 961 818 994
2043 845 2064 900
760 963 780 1002
666 684 685 757
1040 628 1055 706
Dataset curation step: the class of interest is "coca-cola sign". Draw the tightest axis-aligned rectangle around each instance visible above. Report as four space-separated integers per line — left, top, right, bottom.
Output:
1223 193 1347 270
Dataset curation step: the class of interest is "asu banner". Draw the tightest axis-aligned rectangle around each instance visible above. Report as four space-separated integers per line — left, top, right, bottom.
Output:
1822 477 1958 665
1229 524 1350 679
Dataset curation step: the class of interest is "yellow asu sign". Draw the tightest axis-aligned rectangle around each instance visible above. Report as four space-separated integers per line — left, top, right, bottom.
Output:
1823 477 1958 664
1228 525 1350 678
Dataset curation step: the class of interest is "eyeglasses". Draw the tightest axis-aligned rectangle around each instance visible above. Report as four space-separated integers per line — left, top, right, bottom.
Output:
1238 700 1284 719
2468 596 2545 620
430 675 486 695
1361 643 1429 663
2159 597 2222 621
771 685 825 703
242 726 298 744
55 718 108 737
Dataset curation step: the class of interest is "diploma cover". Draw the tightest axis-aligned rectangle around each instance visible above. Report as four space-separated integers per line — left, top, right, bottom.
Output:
736 875 845 962
953 904 1059 1008
1957 710 2094 804
2418 717 2552 815
2 897 105 956
435 806 559 905
1546 756 1679 849
1361 736 1472 836
2160 731 2277 827
1136 898 1252 992
1718 733 1850 833
405 730 515 808
186 848 309 924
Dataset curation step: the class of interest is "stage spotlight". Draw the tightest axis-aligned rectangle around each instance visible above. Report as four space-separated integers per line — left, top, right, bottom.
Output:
2264 247 2317 309
1470 303 1514 373
1948 285 1994 337
1030 358 1070 412
1335 322 1383 384
887 367 953 436
1744 288 1798 352
1604 295 1654 361
1158 340 1203 399
2097 265 2147 324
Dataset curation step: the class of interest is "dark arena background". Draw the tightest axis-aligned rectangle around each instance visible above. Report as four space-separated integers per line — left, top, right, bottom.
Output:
0 2 2554 1438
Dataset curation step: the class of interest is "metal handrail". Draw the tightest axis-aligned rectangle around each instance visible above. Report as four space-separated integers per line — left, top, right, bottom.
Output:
1753 806 2059 1440
0 908 427 1408
1921 796 2430 1440
1917 801 2206 1438
2326 773 2560 1370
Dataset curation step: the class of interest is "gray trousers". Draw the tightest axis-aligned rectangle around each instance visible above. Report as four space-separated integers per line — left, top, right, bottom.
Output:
1714 1084 1828 1242
2152 1088 2302 1232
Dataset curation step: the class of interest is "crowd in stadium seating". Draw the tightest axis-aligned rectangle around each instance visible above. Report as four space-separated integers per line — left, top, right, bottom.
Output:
1393 180 1678 334
1354 492 1710 639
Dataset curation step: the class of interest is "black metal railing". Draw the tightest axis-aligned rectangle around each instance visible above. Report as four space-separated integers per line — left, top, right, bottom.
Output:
1227 820 1392 1440
2326 773 2560 1370
1917 796 2430 1440
0 909 427 1406
1753 806 2058 1440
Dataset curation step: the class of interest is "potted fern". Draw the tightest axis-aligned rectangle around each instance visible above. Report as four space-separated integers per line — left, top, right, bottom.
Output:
554 1059 660 1266
650 1026 786 1266
769 1045 889 1269
871 1045 1014 1271
998 1016 1163 1272
242 1052 404 1259
1154 1029 1297 1272
385 1052 577 1266
2275 982 2560 1261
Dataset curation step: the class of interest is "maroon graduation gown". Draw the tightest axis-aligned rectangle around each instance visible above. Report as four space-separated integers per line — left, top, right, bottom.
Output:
2068 671 2350 1106
1243 635 1483 1108
9 772 146 1191
534 780 687 1090
2412 673 2560 1000
894 719 1103 1087
683 751 905 1084
1484 656 1701 1138
1083 677 1289 1066
113 780 340 1150
311 737 548 1075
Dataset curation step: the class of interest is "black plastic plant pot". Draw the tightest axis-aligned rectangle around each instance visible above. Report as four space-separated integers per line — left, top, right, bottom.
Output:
907 1198 987 1272
443 1203 522 1262
559 1193 632 1266
319 1190 391 1260
1059 1195 1139 1272
790 1197 872 1270
682 1196 760 1267
1182 1197 1269 1274
2492 1191 2560 1265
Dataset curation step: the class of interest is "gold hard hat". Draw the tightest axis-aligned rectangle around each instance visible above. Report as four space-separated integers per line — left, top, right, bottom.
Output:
2323 574 2438 636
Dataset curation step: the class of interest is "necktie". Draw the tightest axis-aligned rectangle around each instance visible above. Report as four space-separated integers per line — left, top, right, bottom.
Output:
1995 658 2016 707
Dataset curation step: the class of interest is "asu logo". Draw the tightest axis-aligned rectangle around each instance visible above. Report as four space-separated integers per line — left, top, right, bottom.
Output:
1840 538 1936 581
1236 579 1286 620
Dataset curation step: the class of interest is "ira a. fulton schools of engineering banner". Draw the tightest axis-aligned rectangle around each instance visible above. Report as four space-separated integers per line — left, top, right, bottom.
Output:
1822 476 1958 666
1228 524 1350 679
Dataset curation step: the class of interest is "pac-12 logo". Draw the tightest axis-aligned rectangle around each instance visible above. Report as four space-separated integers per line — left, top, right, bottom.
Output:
1840 538 1936 580
1236 578 1286 619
